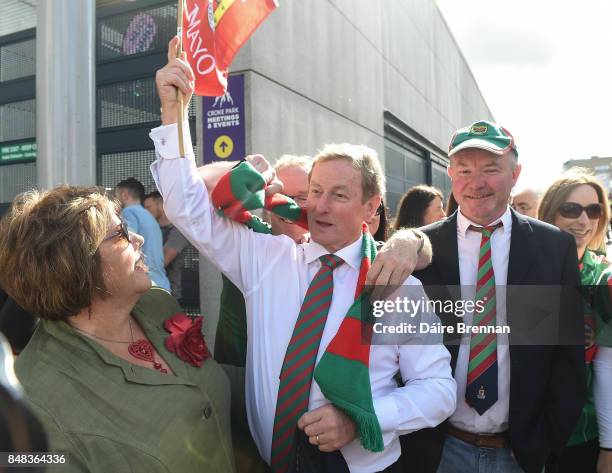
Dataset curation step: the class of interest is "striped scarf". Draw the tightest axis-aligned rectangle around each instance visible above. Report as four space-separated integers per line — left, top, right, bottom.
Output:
211 162 308 234
211 161 383 452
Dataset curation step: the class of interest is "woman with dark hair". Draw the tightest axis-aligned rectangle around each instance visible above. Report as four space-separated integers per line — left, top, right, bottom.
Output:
367 201 388 241
538 168 612 473
393 185 446 231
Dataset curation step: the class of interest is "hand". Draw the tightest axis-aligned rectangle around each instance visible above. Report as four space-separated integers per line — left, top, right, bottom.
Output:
156 36 195 125
297 404 357 452
245 155 284 196
297 233 311 244
598 450 612 473
366 229 430 301
196 162 239 192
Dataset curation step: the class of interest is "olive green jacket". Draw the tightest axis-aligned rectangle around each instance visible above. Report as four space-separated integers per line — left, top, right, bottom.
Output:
15 288 237 473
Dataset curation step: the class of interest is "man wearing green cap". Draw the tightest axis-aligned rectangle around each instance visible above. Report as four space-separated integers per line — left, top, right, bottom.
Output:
413 120 586 473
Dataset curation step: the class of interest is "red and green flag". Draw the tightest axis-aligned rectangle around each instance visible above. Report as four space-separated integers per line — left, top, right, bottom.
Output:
182 0 278 96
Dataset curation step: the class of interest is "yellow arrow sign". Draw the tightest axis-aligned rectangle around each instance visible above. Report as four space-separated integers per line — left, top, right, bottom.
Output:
214 135 234 159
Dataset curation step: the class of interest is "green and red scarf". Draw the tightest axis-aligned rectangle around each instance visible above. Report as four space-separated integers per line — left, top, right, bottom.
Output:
211 161 384 452
211 161 308 234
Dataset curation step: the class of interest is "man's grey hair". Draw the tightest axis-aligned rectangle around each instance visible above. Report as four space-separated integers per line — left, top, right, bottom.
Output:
274 154 313 173
311 143 386 201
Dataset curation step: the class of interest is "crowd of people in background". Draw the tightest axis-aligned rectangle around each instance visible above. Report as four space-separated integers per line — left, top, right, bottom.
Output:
0 39 611 473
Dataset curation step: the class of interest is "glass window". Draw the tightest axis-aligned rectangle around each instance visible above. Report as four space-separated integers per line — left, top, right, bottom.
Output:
0 161 35 203
0 38 35 82
98 77 195 129
384 139 427 216
0 99 35 142
97 3 177 62
432 161 451 199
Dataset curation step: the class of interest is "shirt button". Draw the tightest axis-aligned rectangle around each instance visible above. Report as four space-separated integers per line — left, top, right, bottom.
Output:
203 405 212 419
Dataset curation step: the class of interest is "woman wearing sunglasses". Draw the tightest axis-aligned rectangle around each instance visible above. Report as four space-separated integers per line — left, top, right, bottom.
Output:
0 186 237 473
538 168 612 473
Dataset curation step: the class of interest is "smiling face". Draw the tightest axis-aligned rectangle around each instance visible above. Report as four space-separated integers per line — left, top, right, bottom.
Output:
448 148 521 225
97 214 151 297
269 165 310 243
306 159 380 252
553 184 601 257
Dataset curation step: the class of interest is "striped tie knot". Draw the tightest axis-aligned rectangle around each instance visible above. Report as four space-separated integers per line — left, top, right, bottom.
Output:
468 222 503 238
320 254 344 271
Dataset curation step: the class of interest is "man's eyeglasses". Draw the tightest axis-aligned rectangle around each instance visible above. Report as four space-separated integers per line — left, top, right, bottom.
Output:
558 202 602 220
103 222 131 243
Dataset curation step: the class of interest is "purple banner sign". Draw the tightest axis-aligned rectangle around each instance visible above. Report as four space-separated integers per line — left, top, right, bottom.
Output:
202 74 246 164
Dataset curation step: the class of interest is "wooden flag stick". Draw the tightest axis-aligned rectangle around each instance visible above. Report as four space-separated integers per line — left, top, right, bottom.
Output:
176 0 185 157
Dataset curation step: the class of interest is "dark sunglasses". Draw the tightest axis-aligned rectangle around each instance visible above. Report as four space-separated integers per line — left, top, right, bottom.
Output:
103 222 131 243
558 202 603 220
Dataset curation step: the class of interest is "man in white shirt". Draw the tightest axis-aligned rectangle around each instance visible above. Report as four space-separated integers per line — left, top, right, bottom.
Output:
413 121 585 473
150 41 456 473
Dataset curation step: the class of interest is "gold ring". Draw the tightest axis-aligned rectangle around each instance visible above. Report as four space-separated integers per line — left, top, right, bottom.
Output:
316 434 320 445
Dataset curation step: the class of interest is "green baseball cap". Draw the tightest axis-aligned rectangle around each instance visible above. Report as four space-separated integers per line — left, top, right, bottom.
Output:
448 120 518 157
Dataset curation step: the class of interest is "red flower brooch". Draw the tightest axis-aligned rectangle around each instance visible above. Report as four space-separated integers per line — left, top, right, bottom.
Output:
164 313 210 367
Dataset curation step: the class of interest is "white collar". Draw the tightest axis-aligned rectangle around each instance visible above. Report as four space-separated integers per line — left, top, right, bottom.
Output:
303 235 363 270
456 206 513 237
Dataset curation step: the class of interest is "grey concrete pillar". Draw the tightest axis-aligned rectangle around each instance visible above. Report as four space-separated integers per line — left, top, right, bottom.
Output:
36 0 96 189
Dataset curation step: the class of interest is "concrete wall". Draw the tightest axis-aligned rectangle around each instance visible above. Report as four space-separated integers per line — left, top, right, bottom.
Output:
381 0 493 153
231 0 492 163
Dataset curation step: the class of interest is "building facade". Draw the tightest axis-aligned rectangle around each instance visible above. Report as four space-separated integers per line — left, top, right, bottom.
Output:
0 0 493 345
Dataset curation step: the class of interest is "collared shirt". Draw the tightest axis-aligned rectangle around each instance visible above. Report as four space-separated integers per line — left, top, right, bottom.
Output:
450 207 512 434
150 123 456 473
122 203 171 291
15 288 236 473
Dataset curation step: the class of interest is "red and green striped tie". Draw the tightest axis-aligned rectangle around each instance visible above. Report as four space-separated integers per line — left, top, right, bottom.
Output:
270 254 344 473
466 223 502 415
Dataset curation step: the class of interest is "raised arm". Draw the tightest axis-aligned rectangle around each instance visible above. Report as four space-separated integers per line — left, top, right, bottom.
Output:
150 37 284 292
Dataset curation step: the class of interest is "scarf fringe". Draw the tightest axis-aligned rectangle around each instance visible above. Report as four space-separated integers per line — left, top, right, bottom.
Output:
330 398 384 452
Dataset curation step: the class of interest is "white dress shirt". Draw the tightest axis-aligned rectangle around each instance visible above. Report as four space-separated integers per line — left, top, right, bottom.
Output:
149 123 456 473
450 208 512 434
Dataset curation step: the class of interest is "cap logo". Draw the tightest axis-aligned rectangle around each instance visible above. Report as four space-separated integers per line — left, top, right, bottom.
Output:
470 125 488 135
